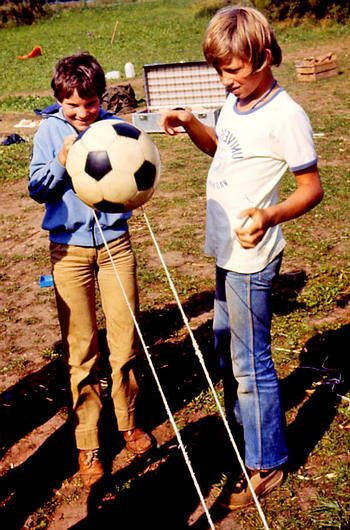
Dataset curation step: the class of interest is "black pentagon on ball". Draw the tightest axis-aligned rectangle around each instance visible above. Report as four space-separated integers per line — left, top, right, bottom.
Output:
134 160 156 191
85 151 112 181
94 200 125 213
112 121 141 140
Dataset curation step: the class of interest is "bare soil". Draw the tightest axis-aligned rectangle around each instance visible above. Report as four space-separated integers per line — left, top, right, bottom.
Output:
1 49 349 526
0 115 233 529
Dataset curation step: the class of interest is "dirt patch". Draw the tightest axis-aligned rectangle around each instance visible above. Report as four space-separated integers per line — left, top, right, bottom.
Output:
297 485 318 511
0 113 40 139
2 175 347 528
0 170 220 528
1 40 349 528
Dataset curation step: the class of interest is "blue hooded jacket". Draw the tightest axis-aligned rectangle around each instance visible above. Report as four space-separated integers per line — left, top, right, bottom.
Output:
29 105 132 246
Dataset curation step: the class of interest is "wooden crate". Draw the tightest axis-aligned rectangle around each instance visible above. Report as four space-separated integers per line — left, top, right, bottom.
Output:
295 53 338 82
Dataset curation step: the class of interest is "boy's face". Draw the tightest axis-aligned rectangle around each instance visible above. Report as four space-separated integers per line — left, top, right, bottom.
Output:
215 57 270 101
59 89 100 132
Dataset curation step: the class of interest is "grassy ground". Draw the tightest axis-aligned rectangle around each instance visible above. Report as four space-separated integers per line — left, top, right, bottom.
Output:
0 1 349 528
0 0 349 97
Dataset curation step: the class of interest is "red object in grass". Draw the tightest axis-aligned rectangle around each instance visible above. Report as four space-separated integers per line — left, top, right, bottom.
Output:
18 46 42 59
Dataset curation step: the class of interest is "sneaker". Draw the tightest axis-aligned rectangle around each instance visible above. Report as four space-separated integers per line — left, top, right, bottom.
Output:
218 468 284 510
78 448 104 490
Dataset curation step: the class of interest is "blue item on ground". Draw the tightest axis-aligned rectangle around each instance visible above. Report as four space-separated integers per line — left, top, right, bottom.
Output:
1 134 25 145
40 275 54 287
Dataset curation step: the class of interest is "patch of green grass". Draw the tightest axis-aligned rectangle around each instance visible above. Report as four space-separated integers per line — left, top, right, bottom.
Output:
0 358 28 374
24 316 40 325
0 1 349 97
308 110 350 136
24 496 59 529
40 347 61 360
165 225 202 254
309 497 349 528
27 247 50 265
298 267 349 310
334 460 350 495
0 305 21 323
313 407 350 457
0 141 33 183
10 254 26 263
0 283 21 294
0 95 54 112
0 0 207 96
169 269 197 296
137 267 166 287
276 18 350 46
0 3 349 528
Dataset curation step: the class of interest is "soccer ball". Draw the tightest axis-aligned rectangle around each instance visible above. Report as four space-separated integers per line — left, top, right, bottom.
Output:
66 120 160 213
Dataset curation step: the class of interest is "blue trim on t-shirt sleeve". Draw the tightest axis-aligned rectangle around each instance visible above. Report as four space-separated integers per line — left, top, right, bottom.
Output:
290 158 318 172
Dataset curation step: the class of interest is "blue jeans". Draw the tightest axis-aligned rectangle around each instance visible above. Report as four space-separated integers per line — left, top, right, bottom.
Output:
213 253 288 470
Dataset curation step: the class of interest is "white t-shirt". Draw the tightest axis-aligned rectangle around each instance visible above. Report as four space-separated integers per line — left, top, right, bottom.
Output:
204 88 317 273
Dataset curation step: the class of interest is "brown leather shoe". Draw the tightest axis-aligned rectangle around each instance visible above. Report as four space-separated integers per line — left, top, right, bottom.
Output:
78 449 104 490
218 468 284 511
123 428 154 455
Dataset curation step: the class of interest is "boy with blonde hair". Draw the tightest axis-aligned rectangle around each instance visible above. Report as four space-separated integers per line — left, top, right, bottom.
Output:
162 6 323 509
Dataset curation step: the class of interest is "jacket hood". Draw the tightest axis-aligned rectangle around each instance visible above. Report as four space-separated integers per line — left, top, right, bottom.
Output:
34 102 61 117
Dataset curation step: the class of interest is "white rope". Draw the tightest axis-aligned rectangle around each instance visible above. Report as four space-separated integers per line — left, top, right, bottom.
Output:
92 210 215 530
141 206 270 530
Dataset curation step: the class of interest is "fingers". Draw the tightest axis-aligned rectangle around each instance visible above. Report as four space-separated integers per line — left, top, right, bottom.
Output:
64 134 77 150
161 122 176 136
234 207 270 248
59 134 77 166
235 230 264 249
160 110 177 135
160 109 191 135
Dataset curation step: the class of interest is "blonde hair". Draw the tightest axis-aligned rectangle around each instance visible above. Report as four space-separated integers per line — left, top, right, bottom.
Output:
203 6 282 72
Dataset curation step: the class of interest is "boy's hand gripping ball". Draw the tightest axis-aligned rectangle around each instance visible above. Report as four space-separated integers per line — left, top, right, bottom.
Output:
66 120 160 212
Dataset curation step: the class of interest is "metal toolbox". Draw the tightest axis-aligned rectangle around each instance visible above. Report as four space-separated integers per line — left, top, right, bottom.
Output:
132 60 227 133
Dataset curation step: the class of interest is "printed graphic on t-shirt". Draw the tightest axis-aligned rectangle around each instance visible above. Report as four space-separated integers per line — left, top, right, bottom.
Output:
209 147 229 186
218 127 243 159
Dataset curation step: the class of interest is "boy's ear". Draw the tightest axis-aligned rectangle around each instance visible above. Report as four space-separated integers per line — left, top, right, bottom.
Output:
265 48 273 66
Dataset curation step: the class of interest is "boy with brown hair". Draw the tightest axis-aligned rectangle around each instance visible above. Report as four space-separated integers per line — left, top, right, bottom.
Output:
29 53 153 490
162 6 323 509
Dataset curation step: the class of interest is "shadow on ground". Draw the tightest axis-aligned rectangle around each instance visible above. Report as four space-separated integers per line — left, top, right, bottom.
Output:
282 323 350 472
0 277 348 528
0 357 70 460
72 416 235 530
0 290 216 528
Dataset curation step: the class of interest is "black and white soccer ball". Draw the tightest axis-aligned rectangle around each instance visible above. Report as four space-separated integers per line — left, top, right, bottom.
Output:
66 120 161 213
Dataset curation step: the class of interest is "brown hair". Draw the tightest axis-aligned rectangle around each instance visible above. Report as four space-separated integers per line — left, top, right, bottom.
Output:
51 53 106 102
203 6 282 72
